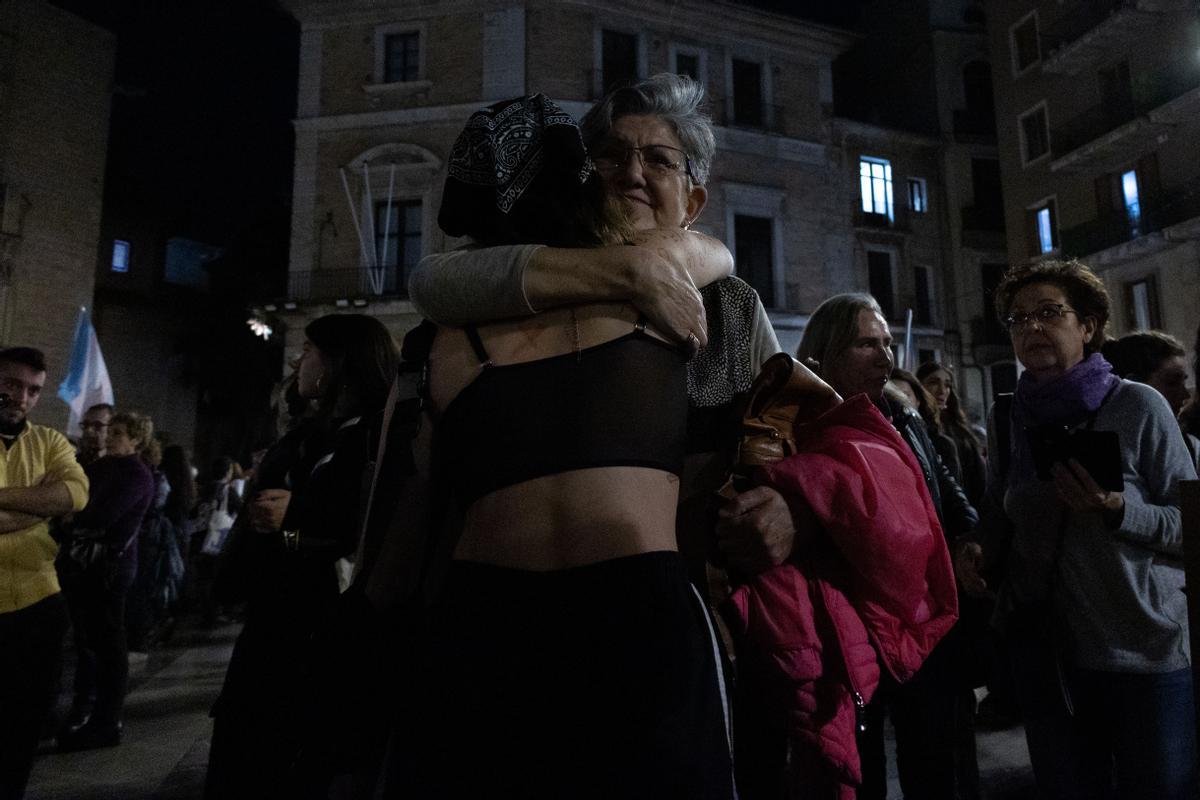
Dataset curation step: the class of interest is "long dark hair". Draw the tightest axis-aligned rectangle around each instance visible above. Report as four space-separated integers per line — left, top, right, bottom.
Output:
916 362 980 449
304 313 400 419
891 368 941 432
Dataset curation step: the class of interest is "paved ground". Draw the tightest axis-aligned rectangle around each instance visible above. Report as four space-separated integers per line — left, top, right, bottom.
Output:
24 621 1038 799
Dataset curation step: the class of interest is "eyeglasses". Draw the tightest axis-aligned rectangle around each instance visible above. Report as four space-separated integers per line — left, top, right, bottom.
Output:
592 144 694 180
1002 303 1078 331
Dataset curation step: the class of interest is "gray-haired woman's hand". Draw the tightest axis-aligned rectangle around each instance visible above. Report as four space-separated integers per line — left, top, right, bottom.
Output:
625 247 708 351
623 228 736 349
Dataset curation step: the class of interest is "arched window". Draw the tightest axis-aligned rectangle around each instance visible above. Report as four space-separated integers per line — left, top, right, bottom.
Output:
338 143 441 295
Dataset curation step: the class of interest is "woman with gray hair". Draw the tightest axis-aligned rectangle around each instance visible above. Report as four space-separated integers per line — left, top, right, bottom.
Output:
402 93 735 799
410 73 787 581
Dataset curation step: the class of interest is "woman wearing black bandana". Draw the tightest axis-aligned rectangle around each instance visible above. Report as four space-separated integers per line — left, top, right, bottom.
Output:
406 94 736 798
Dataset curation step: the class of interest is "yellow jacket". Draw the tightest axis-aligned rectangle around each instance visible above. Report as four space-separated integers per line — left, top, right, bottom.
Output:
0 423 89 613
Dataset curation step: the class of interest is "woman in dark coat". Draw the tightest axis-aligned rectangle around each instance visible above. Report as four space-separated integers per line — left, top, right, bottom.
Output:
58 411 157 751
204 314 399 800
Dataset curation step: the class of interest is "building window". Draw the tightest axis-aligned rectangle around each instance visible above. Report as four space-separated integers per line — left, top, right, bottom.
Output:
1025 198 1058 256
1125 276 1160 330
860 157 894 221
1019 103 1050 165
111 240 130 273
867 250 895 320
914 265 933 325
1121 169 1142 231
731 59 764 127
675 51 699 81
908 178 928 213
383 31 420 83
734 214 775 307
1010 11 1040 75
374 200 422 291
601 30 639 93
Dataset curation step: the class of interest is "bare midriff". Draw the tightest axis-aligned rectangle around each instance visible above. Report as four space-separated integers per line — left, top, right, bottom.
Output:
432 303 681 571
453 466 680 570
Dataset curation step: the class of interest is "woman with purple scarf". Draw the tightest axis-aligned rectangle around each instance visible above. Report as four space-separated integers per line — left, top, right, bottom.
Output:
956 259 1197 799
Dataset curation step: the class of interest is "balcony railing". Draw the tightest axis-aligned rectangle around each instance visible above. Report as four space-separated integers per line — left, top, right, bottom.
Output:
1040 0 1128 53
1041 0 1191 61
969 315 1010 349
287 267 406 302
1060 176 1200 257
1051 59 1200 157
961 204 1005 232
714 103 788 135
853 210 911 233
952 108 997 142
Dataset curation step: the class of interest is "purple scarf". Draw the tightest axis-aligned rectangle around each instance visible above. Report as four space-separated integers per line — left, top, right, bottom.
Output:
1013 351 1120 429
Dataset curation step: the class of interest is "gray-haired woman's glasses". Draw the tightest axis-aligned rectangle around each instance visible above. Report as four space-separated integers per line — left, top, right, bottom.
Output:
1003 303 1078 332
593 144 695 180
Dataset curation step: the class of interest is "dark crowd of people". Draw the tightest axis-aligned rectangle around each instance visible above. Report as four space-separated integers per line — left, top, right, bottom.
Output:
2 73 1199 800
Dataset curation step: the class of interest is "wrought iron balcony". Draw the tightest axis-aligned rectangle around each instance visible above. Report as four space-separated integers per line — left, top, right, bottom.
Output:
961 204 1005 233
1060 176 1200 258
969 315 1010 350
286 267 406 302
1050 58 1200 169
960 204 1006 251
714 103 789 135
952 108 996 143
1041 0 1191 76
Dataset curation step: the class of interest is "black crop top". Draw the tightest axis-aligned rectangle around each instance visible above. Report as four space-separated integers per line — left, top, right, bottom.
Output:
433 321 688 508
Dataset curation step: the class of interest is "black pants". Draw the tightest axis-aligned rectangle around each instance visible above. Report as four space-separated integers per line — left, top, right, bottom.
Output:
857 629 980 800
0 594 68 800
404 552 736 800
62 565 132 726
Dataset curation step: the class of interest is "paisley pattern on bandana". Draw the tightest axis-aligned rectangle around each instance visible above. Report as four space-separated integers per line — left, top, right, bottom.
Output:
447 95 592 213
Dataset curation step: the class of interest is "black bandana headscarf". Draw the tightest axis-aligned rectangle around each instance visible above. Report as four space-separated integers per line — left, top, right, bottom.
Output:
439 94 593 239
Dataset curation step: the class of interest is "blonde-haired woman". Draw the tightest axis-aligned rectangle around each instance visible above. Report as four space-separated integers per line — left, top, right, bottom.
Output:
58 411 157 751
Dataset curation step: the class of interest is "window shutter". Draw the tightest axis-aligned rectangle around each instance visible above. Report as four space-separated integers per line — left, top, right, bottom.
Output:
1136 152 1161 201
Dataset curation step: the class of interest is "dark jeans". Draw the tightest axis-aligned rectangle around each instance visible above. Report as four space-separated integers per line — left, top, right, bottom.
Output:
1012 633 1198 800
62 564 133 726
857 630 980 800
0 594 69 800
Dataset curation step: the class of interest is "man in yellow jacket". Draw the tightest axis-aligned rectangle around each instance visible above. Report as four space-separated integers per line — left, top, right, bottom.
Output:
0 347 89 800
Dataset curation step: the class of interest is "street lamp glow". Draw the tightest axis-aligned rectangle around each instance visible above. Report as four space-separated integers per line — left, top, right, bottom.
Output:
247 317 273 340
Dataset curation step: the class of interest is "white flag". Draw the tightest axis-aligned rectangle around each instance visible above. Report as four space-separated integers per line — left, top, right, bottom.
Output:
57 307 114 437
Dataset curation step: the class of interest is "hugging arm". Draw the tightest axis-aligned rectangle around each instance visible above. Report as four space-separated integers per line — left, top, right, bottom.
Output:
409 230 734 345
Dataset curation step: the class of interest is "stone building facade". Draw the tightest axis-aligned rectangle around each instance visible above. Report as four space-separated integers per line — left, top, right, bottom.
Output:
275 0 861 357
986 0 1200 369
275 0 998 410
835 0 1010 423
0 0 114 430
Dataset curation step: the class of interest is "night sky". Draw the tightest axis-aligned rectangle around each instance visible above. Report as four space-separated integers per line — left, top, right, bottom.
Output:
44 0 859 260
49 0 298 256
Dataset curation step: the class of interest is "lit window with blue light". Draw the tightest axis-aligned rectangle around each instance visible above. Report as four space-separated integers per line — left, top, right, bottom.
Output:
111 240 130 273
1122 169 1141 228
1036 205 1055 254
860 157 894 221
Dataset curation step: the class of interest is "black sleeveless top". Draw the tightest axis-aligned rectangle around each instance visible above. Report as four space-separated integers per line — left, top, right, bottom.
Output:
433 321 688 508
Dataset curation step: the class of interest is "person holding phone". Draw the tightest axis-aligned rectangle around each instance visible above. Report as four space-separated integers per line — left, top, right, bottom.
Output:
955 259 1198 799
